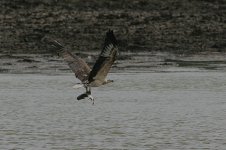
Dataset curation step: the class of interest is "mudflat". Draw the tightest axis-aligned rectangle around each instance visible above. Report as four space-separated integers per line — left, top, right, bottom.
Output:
1 0 225 54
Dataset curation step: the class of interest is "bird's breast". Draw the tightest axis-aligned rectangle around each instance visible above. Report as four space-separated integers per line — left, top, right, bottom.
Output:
89 80 104 87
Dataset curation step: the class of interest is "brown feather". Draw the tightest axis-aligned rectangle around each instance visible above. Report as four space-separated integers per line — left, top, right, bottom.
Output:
88 30 118 85
62 50 91 82
91 49 117 83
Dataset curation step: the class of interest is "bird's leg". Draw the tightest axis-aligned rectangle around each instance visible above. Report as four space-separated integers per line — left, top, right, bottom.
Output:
87 86 94 105
85 86 88 93
88 86 91 93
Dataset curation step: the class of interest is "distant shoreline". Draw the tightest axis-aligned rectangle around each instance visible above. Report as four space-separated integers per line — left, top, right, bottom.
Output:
1 51 226 74
1 0 225 54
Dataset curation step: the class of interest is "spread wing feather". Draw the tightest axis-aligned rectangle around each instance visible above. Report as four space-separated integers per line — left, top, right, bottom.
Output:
43 37 91 82
62 50 91 82
88 30 118 83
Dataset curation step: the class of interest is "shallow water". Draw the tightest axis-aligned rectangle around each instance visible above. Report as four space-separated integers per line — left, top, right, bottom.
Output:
0 71 226 150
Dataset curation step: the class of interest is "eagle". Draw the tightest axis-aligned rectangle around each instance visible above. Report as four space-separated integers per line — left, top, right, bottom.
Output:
43 30 118 104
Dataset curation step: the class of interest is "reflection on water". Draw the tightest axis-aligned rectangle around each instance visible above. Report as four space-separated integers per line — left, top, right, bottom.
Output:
0 71 226 149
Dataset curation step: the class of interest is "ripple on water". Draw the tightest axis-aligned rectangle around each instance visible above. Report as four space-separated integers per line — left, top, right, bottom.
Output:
0 72 226 149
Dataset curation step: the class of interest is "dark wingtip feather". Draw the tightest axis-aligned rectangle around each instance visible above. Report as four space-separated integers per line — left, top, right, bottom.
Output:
105 29 117 46
42 36 64 50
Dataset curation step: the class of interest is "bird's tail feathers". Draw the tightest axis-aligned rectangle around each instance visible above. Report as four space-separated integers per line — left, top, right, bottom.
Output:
72 83 84 89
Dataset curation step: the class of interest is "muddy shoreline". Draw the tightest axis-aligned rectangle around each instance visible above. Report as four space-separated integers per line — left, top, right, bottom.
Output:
1 52 226 74
1 1 226 74
1 0 226 54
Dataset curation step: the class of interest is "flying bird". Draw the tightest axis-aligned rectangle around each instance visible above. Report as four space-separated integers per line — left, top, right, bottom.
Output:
43 30 118 104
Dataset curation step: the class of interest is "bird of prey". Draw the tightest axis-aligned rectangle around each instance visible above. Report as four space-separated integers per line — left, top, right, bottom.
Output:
43 30 118 104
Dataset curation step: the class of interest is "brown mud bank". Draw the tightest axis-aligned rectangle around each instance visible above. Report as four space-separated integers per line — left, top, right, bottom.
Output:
0 0 226 54
1 52 226 74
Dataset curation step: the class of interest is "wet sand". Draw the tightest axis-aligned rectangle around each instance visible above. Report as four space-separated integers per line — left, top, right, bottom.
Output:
1 52 226 74
1 1 225 74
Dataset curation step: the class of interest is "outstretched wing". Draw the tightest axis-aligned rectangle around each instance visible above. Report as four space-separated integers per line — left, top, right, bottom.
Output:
43 37 91 82
62 50 91 82
88 30 118 83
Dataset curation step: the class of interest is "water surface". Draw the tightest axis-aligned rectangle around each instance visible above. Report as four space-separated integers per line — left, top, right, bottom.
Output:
0 71 226 149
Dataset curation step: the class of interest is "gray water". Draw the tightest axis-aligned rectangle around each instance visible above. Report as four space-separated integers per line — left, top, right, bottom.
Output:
0 71 226 150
